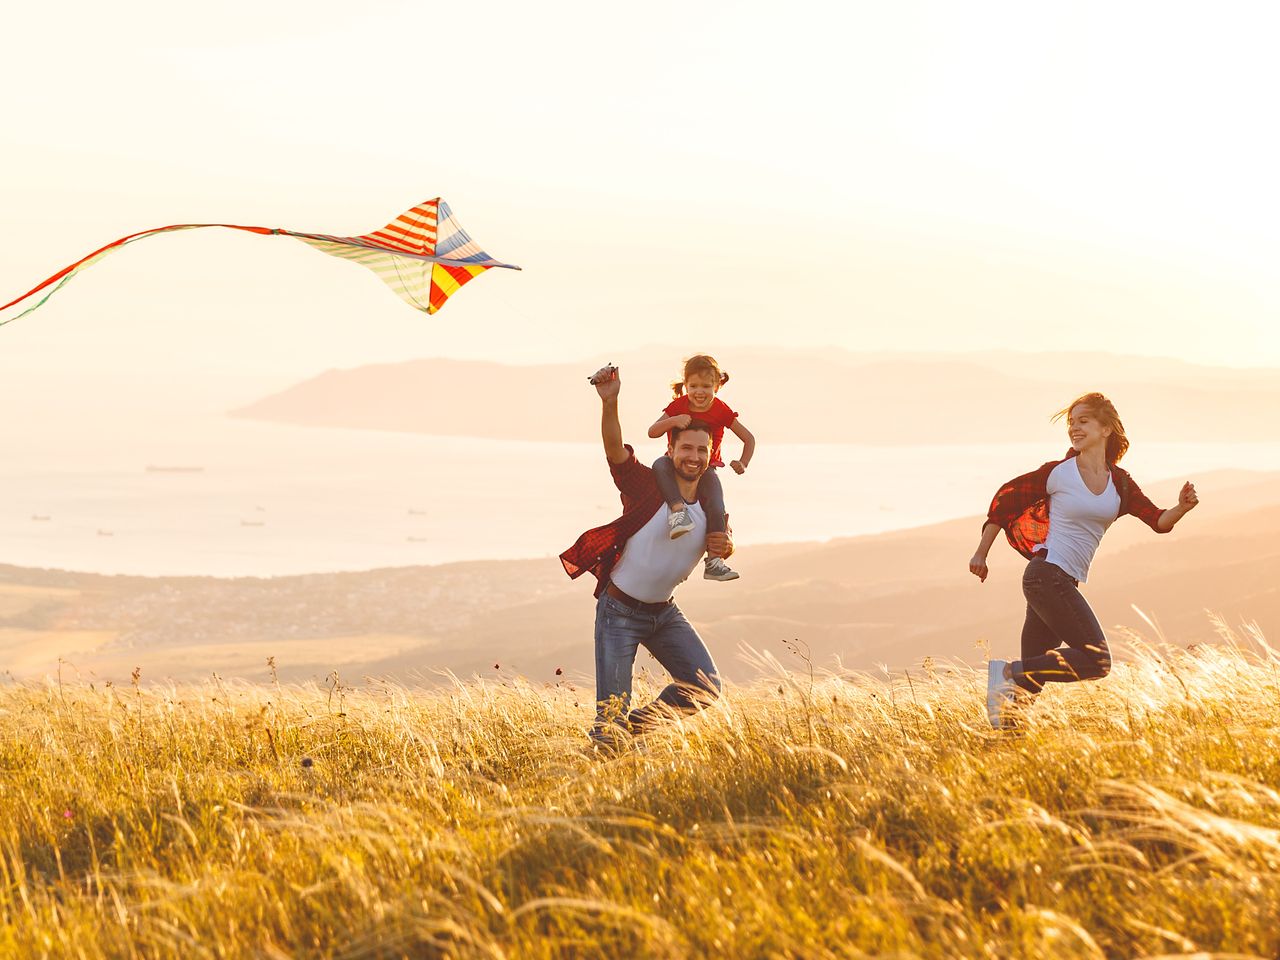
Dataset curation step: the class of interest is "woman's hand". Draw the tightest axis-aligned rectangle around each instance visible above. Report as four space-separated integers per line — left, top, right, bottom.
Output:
730 460 746 475
969 553 989 583
1158 482 1200 532
1178 481 1199 511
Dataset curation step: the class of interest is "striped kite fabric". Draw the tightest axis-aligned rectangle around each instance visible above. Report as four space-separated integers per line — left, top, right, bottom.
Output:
0 198 519 327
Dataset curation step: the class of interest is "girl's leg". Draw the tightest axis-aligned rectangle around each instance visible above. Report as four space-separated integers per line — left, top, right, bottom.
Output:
1015 557 1111 688
696 468 727 534
650 455 683 511
697 469 739 580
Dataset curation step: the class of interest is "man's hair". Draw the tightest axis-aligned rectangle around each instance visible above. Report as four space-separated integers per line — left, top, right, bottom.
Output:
670 419 714 445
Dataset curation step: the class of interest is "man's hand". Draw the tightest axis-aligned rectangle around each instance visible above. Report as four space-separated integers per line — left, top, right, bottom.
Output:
706 530 733 559
730 460 746 475
589 365 620 401
968 553 989 583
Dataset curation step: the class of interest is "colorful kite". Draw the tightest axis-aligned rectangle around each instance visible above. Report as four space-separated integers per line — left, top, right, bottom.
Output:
0 198 519 327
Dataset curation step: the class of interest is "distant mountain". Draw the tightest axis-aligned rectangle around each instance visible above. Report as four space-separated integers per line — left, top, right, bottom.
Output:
231 348 1280 444
3 468 1275 686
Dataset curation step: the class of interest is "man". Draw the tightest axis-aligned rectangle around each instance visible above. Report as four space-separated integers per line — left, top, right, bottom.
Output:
560 365 732 746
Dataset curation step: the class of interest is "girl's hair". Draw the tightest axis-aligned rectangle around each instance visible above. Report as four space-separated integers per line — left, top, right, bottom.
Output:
1052 392 1130 464
671 354 730 398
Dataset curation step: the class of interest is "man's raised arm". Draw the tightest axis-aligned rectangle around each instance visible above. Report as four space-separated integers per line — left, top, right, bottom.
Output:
590 365 629 465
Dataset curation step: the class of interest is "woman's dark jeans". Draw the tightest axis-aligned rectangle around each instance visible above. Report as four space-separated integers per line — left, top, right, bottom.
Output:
651 456 727 534
1015 554 1112 693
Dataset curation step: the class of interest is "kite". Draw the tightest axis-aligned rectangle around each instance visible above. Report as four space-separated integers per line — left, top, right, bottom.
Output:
0 198 520 328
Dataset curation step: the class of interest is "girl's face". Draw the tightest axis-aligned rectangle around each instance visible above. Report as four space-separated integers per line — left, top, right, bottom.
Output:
1066 404 1111 456
684 372 718 411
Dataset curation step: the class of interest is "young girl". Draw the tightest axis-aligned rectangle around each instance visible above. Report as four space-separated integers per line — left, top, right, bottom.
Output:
970 392 1199 728
647 354 756 581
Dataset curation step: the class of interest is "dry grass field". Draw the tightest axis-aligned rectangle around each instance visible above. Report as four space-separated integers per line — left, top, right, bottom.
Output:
1 627 1278 959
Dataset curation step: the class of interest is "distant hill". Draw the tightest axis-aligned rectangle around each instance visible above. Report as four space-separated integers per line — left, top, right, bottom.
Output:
231 347 1280 444
3 468 1276 686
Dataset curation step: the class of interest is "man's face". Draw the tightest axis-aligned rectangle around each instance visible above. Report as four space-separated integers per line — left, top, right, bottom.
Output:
668 428 711 482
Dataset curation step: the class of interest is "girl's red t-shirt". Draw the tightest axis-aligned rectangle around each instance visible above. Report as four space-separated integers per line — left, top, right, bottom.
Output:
662 395 738 468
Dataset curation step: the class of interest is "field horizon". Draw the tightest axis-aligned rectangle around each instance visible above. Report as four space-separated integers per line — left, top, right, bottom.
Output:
4 463 1279 689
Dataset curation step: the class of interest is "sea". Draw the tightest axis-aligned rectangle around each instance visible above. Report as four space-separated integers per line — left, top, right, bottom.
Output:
4 409 1280 577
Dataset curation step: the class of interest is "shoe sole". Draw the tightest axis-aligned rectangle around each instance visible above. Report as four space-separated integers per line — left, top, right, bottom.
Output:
704 571 740 581
669 525 693 540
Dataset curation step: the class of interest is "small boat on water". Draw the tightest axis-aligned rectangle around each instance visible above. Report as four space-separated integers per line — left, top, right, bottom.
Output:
240 520 266 527
145 465 204 474
408 508 427 515
30 514 51 521
406 536 428 543
97 529 114 537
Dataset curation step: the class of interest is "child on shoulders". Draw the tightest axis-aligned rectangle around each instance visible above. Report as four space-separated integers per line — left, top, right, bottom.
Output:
647 354 755 581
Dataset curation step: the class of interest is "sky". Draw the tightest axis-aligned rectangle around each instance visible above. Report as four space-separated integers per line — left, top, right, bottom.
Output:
1 0 1278 404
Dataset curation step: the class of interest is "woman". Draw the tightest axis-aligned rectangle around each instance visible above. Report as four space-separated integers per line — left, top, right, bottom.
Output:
969 392 1199 727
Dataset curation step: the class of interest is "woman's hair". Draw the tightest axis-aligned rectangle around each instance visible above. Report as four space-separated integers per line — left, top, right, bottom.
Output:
1052 392 1130 464
671 354 730 398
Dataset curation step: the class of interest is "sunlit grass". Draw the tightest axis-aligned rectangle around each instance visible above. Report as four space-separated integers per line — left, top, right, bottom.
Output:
1 622 1278 958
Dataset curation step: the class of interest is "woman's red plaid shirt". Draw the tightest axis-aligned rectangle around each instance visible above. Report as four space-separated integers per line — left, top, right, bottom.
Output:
986 449 1168 559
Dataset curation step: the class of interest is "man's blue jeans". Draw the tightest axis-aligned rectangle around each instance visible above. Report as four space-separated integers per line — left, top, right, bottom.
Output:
592 590 722 744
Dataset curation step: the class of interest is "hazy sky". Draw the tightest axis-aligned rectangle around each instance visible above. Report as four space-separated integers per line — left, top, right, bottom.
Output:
2 0 1277 396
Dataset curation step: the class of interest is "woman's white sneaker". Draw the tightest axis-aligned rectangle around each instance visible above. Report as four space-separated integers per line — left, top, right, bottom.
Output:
986 660 1015 729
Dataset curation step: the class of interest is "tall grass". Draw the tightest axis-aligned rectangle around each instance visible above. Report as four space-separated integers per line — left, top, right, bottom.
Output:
1 624 1278 958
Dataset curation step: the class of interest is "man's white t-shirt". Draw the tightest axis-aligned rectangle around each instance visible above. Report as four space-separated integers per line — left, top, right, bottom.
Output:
610 502 707 603
1035 458 1121 583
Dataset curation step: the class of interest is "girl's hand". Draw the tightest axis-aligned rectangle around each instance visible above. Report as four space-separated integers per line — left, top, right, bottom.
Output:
1179 481 1199 511
670 414 692 429
968 554 989 583
730 460 746 475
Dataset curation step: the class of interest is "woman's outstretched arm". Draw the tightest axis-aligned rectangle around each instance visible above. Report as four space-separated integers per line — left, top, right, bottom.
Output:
1126 475 1199 532
969 522 1003 583
1156 481 1200 531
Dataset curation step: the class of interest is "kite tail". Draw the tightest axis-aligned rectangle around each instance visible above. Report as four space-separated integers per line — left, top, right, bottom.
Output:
0 223 276 327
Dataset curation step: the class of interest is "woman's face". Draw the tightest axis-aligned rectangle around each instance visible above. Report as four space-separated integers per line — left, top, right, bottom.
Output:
684 372 718 411
1066 404 1112 455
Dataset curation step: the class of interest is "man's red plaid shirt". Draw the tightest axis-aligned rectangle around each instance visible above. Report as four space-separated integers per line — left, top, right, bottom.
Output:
986 449 1168 559
560 445 730 597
